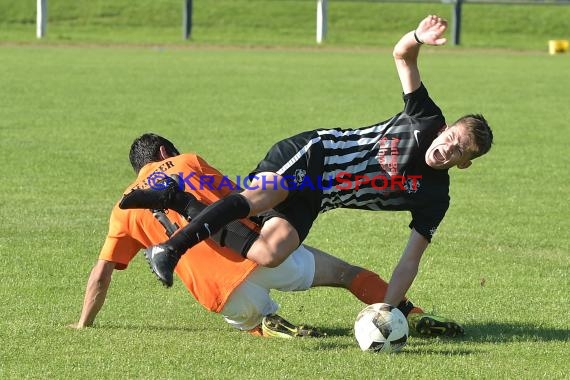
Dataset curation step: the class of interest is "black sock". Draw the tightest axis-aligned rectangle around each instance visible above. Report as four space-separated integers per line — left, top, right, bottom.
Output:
172 193 259 257
397 300 415 317
169 192 206 218
165 193 251 257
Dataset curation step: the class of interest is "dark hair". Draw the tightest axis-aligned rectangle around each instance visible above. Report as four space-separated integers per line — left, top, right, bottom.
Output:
453 114 493 159
129 133 180 173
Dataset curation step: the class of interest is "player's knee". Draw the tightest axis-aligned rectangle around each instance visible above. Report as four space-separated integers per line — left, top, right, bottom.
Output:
247 215 299 267
251 249 288 268
256 258 279 268
247 242 291 268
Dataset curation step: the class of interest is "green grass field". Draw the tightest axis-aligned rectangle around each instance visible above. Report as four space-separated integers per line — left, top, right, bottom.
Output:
1 1 569 379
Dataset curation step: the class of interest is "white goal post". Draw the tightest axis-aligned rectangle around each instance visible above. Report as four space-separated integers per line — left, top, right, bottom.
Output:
36 0 47 38
316 0 328 43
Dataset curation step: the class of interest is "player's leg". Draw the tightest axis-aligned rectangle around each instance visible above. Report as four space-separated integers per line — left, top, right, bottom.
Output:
119 173 199 215
305 245 399 305
306 245 464 337
245 188 319 267
240 173 290 215
121 177 262 257
220 277 279 335
221 255 321 338
167 171 289 253
241 244 322 338
160 174 287 255
145 177 288 287
123 188 306 286
220 279 319 338
245 217 300 268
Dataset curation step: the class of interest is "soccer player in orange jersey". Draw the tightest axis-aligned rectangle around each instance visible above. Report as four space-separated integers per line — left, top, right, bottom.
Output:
70 133 463 337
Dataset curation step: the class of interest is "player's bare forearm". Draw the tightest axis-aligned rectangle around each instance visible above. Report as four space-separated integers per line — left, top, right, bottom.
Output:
393 15 448 95
69 260 115 329
393 31 421 63
384 229 428 306
384 258 419 307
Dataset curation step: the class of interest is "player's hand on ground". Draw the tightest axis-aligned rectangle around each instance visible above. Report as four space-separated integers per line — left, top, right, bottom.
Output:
415 15 447 46
67 322 87 329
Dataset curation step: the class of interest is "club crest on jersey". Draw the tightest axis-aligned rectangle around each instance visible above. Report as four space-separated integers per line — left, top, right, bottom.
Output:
404 177 421 194
376 136 400 175
294 169 307 185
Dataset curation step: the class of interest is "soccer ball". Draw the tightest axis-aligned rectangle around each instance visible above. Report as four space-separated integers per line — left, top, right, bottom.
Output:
354 303 409 353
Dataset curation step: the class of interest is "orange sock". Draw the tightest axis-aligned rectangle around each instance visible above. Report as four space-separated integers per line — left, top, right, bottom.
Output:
348 269 388 305
247 325 264 337
409 306 423 314
348 269 424 313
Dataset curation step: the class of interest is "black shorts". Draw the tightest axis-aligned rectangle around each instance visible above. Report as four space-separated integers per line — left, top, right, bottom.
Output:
249 130 324 242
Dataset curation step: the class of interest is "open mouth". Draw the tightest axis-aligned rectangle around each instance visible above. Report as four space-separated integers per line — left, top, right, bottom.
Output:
434 149 445 162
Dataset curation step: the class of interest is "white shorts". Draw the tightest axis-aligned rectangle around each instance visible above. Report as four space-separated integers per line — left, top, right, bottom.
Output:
220 245 315 331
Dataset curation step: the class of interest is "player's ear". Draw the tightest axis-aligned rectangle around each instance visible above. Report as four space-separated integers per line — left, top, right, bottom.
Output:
457 160 472 170
159 145 171 160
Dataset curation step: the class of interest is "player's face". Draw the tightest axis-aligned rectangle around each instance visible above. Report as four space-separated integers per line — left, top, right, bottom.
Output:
425 125 477 170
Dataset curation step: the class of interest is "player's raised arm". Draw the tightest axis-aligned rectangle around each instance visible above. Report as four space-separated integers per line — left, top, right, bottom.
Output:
393 15 448 94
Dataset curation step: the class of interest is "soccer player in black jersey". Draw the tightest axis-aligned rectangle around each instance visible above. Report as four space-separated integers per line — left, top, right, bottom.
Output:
123 15 492 330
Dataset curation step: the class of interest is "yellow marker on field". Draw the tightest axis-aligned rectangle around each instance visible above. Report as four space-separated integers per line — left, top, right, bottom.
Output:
548 40 569 55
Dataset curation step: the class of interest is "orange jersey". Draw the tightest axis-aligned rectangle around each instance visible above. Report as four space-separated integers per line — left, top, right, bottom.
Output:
98 153 258 312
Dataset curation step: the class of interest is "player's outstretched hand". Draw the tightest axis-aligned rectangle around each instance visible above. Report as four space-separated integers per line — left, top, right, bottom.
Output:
415 15 447 46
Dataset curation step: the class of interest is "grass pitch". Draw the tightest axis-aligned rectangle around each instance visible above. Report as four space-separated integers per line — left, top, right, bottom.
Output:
1 43 568 379
1 1 570 376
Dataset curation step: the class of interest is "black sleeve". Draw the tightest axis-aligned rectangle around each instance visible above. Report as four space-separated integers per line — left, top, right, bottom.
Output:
409 201 449 243
402 83 445 122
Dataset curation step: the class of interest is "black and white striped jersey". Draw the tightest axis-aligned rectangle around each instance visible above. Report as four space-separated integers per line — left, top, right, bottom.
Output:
251 84 450 242
315 84 449 241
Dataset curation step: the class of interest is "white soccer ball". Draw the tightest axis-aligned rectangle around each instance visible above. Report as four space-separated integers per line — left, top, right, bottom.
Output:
354 303 409 353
